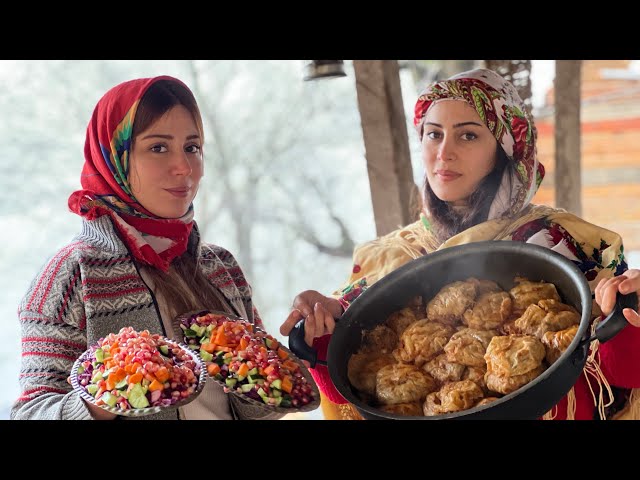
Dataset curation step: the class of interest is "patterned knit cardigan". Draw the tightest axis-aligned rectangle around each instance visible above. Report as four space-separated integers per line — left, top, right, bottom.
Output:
11 215 278 420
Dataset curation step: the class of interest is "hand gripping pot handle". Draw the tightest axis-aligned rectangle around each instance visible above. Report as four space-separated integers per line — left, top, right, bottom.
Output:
587 291 639 345
288 319 327 368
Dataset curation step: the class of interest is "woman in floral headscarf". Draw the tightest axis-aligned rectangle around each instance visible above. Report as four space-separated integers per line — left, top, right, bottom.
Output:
280 68 640 420
12 76 284 420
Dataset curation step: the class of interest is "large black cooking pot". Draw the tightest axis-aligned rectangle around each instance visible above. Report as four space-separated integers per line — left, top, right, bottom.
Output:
289 241 637 419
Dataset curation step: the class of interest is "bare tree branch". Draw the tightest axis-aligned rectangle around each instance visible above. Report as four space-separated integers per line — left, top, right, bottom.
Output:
268 174 354 258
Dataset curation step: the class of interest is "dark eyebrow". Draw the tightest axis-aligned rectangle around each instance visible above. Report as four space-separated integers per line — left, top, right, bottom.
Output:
424 121 484 128
139 134 200 141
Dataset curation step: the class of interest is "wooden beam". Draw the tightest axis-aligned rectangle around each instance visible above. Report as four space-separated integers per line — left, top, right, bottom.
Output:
554 60 582 215
353 60 418 236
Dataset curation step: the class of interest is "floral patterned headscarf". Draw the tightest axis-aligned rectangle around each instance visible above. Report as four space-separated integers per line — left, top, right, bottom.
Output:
413 68 545 220
68 76 195 272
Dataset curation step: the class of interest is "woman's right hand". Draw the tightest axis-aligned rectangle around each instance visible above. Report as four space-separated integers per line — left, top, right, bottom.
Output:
595 269 640 327
280 290 343 347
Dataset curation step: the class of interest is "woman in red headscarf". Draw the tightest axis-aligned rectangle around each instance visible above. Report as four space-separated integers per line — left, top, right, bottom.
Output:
280 68 640 420
11 76 283 420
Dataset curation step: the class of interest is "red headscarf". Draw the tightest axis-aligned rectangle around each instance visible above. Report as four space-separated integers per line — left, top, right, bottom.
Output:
413 68 545 220
68 76 195 272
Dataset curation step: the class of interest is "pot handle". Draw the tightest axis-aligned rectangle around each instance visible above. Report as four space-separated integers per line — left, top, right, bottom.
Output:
588 291 639 344
288 319 327 368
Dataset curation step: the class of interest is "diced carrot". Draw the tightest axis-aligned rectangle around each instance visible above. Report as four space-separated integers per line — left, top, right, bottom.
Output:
108 369 126 385
114 368 127 382
264 365 275 376
281 376 293 394
207 363 221 376
105 379 115 391
201 342 216 354
148 379 164 392
214 329 228 346
239 337 250 350
277 347 289 360
128 372 143 385
237 363 249 377
282 360 299 372
155 366 170 383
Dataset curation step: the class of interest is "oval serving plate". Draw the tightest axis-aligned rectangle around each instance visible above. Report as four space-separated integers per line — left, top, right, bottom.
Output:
176 310 320 414
71 334 207 418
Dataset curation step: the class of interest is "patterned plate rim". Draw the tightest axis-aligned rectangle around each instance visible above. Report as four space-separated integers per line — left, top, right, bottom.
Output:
70 335 207 418
176 310 321 414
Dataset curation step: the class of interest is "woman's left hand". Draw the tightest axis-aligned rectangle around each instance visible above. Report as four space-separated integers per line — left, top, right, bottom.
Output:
595 270 640 327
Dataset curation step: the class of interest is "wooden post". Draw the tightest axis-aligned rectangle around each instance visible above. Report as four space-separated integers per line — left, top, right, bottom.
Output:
352 60 419 236
554 61 582 216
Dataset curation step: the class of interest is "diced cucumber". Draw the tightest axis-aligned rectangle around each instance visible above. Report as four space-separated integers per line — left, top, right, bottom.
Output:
279 398 292 408
247 373 264 384
248 367 258 376
240 383 255 393
86 384 99 396
226 378 237 388
95 348 104 363
272 389 282 398
264 337 277 349
91 370 103 384
115 379 128 390
158 344 170 355
191 324 204 336
183 328 198 338
199 350 213 362
188 344 200 351
271 379 282 390
77 365 85 375
257 387 268 400
128 383 150 409
100 391 118 407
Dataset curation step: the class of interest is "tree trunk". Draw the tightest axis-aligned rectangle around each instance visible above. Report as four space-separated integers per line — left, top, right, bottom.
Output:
353 60 419 236
554 61 582 216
